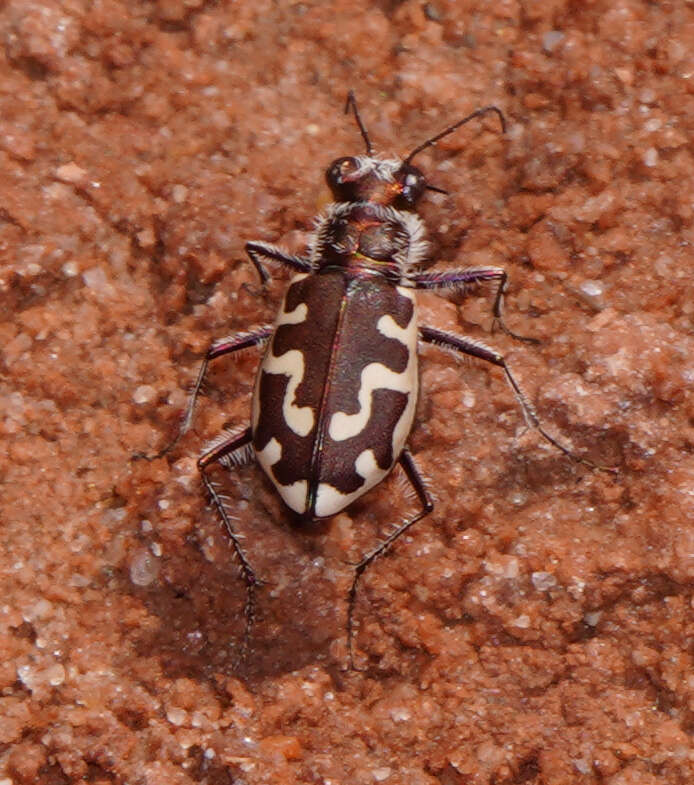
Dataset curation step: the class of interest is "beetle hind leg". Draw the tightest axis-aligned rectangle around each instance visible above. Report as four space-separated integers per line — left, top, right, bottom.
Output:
347 449 434 670
137 327 272 462
198 426 260 665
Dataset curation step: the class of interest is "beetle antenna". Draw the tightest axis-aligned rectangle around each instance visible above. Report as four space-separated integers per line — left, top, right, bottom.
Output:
404 105 506 164
425 183 449 195
345 90 374 156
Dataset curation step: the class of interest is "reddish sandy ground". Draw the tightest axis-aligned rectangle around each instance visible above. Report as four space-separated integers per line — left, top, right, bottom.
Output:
2 1 694 783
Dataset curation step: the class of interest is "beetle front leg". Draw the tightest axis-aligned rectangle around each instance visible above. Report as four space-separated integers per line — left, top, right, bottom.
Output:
144 326 272 460
411 267 538 344
347 448 434 670
420 325 608 469
198 426 260 664
245 241 314 284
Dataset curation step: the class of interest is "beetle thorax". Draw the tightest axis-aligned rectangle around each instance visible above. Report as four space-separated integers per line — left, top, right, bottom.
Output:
309 202 428 281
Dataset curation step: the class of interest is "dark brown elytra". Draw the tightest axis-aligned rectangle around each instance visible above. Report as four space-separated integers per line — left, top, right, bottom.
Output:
145 93 608 670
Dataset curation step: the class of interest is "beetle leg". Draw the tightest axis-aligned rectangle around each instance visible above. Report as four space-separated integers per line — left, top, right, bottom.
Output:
198 426 260 664
143 326 272 460
347 448 434 670
411 267 538 344
419 325 608 469
245 241 314 284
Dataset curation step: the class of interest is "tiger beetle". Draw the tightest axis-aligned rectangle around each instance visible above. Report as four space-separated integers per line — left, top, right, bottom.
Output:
152 93 601 669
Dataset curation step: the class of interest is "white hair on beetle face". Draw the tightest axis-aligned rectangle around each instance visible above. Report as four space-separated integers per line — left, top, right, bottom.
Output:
351 155 405 183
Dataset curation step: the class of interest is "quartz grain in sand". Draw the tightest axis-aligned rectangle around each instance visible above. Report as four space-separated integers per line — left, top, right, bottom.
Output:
2 1 694 784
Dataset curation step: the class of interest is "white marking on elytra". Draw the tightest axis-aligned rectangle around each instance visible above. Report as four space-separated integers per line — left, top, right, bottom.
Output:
386 288 419 459
252 274 315 438
278 302 308 325
266 348 313 436
315 449 387 517
328 287 418 446
329 362 404 441
317 288 419 518
254 436 308 514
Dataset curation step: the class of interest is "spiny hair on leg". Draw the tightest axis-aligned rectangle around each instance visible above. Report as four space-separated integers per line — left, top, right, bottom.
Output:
421 328 498 358
391 471 437 520
205 486 240 525
217 511 248 550
383 515 410 540
187 377 211 398
250 241 315 272
210 329 271 359
202 428 255 467
393 468 420 508
218 442 255 470
204 477 224 497
204 479 237 517
417 468 438 507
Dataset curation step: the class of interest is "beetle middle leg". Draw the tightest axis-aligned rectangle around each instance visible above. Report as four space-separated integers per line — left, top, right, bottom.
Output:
145 326 272 460
419 325 604 468
411 266 538 343
347 448 434 670
198 426 260 664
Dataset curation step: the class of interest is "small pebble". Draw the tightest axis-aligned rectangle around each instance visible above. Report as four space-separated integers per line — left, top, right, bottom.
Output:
133 385 156 404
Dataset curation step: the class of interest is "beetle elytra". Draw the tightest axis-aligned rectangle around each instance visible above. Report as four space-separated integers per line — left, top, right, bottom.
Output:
155 93 599 668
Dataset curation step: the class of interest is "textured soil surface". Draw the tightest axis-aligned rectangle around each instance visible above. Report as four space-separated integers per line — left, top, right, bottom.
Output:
3 1 694 783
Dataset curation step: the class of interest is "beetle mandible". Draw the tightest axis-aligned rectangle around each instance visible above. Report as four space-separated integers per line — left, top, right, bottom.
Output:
157 93 594 667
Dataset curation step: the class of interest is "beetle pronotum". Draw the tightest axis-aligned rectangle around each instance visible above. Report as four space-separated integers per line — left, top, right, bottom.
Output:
155 93 599 668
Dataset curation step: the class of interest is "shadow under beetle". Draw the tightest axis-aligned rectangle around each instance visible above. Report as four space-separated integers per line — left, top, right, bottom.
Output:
156 93 598 669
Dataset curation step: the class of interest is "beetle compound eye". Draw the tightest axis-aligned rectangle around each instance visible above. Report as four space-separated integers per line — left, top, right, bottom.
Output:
326 157 362 202
327 156 358 185
397 164 427 206
404 172 420 190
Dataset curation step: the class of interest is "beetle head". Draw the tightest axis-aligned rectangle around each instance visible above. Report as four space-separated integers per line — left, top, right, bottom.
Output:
329 91 506 209
325 156 427 209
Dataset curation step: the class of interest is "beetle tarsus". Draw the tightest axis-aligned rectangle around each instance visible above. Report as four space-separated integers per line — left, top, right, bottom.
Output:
491 316 541 345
